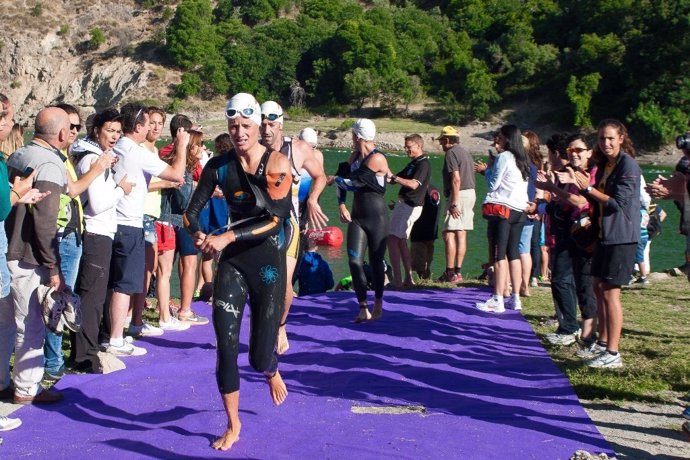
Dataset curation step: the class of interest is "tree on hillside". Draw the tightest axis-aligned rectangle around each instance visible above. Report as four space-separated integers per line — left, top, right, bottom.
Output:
167 0 219 70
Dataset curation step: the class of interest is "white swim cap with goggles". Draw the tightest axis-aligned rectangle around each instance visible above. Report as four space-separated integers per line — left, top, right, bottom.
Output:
225 93 262 126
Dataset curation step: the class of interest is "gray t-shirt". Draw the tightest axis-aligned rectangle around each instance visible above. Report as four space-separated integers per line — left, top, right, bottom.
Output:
442 144 475 196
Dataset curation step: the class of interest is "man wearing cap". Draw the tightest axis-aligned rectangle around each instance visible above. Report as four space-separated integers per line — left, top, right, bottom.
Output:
438 126 475 284
259 101 328 355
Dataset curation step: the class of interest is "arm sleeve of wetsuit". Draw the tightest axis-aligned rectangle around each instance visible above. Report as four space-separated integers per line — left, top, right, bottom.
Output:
183 163 216 235
233 215 283 242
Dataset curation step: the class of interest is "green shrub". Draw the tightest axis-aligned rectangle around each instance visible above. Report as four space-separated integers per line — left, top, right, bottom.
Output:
89 27 106 50
58 25 69 36
30 2 42 17
627 101 688 150
338 119 355 131
167 98 183 114
175 73 203 98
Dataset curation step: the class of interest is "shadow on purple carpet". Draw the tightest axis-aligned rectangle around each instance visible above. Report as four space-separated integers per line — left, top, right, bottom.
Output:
1 288 613 459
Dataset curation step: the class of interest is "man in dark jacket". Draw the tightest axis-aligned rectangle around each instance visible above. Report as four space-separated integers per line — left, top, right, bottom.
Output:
2 106 69 404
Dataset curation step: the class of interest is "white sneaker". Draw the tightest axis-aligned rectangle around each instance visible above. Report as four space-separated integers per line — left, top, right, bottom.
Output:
106 342 147 357
587 351 623 368
576 341 607 359
159 317 191 332
546 329 581 346
128 322 164 337
0 415 21 431
476 297 505 313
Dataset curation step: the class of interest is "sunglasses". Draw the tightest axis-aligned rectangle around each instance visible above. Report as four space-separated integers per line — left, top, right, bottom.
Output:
262 113 281 121
226 107 255 119
70 123 82 131
566 147 589 154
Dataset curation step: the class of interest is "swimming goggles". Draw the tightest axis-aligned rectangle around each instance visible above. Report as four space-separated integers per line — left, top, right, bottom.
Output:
262 113 281 121
225 107 256 119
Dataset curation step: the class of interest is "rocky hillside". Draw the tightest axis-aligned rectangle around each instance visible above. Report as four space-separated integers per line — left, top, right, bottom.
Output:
1 0 182 123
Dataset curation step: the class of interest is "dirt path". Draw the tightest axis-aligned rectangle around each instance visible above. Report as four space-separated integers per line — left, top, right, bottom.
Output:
581 399 689 459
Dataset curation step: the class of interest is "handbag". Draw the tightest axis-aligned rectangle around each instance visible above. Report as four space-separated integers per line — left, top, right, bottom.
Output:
570 211 598 252
482 202 511 220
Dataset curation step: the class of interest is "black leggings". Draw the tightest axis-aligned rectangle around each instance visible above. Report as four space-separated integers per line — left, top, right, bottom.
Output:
487 209 526 262
213 237 285 394
348 191 388 302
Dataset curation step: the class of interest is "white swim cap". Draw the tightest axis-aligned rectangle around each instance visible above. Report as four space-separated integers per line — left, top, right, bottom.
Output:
260 101 284 125
299 127 318 147
225 93 261 126
353 118 376 141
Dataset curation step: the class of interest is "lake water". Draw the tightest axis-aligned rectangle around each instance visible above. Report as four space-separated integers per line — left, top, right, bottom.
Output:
170 149 683 296
315 149 683 284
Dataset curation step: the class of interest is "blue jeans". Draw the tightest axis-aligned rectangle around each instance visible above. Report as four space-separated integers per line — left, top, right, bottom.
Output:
44 231 82 375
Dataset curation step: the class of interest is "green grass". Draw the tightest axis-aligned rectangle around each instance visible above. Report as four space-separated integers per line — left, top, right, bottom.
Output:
517 276 690 403
413 275 690 403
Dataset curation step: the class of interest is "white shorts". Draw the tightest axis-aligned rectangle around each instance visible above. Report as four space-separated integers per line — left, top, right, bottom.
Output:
388 200 423 239
443 189 476 231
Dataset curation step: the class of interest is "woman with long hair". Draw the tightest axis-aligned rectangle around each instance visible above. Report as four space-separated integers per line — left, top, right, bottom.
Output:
158 129 207 326
574 119 641 368
476 124 530 312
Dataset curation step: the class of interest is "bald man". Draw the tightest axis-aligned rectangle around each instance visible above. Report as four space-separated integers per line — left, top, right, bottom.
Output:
1 106 70 404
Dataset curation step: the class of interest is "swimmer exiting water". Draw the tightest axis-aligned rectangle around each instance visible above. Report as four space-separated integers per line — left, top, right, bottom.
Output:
184 93 292 451
327 119 390 322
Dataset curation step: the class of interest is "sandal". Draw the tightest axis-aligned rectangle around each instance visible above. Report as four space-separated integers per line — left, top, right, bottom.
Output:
178 311 209 326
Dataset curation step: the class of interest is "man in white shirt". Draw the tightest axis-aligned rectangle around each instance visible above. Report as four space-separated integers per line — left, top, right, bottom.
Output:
105 104 189 356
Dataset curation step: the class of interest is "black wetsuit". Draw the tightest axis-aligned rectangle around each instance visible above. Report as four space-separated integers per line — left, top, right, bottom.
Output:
184 148 291 394
335 150 388 302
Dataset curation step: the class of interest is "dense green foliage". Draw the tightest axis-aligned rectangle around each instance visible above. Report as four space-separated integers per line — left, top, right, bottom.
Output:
165 0 690 148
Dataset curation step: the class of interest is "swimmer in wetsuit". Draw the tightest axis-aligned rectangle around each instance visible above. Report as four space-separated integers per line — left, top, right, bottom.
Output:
259 102 328 356
183 93 292 452
327 118 390 322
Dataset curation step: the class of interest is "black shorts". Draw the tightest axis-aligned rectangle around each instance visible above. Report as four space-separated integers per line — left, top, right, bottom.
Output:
591 242 637 286
110 225 145 294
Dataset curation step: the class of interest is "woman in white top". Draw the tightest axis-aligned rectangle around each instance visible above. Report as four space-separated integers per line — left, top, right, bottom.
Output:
477 124 530 313
70 108 134 371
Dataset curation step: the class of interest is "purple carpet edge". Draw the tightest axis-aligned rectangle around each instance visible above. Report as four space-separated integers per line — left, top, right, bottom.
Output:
1 287 614 459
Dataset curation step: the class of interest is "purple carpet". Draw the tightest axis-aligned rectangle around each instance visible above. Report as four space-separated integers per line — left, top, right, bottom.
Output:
2 288 613 459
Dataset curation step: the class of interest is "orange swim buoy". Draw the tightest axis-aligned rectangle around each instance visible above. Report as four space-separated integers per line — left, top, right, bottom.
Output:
306 226 344 247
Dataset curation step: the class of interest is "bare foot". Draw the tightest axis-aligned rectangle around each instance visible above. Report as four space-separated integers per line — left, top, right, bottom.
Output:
212 424 241 451
403 278 416 288
266 370 288 406
354 306 372 323
520 288 530 297
371 300 383 320
276 325 289 355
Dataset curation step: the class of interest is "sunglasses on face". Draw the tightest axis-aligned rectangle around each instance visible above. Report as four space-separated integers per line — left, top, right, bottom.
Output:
262 113 281 121
70 123 82 131
226 107 255 119
566 147 589 154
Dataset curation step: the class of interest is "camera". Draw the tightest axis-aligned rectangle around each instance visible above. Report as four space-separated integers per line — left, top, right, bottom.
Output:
677 133 690 150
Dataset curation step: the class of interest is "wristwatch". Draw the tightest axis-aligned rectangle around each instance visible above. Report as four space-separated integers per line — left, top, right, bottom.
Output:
390 175 398 183
583 186 593 194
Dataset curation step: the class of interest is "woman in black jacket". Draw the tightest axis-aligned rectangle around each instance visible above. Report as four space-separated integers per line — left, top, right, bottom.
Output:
574 119 641 369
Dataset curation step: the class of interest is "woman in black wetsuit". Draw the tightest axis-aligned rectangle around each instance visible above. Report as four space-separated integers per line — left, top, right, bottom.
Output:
183 93 292 452
329 119 390 323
